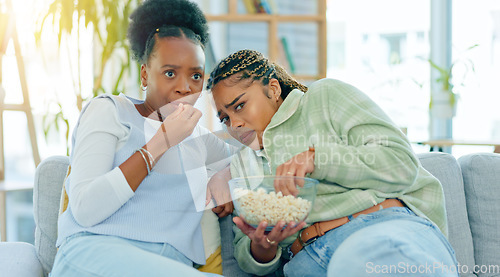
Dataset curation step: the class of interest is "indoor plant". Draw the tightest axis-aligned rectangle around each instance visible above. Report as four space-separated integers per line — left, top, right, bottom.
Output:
427 44 478 118
35 0 140 154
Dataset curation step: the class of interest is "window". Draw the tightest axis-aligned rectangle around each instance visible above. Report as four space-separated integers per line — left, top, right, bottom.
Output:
327 0 500 155
451 1 500 153
327 0 431 144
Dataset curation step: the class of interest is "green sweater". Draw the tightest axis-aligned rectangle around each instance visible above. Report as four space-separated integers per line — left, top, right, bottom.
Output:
229 79 447 275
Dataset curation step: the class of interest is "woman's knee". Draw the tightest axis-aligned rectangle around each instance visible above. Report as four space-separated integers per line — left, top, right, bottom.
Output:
327 220 457 276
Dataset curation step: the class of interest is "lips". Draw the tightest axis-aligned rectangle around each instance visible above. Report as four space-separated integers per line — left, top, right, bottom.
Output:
239 131 254 144
171 93 200 106
171 100 191 106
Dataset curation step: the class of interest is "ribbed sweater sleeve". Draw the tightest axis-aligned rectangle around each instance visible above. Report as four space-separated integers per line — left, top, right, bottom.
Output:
68 98 134 227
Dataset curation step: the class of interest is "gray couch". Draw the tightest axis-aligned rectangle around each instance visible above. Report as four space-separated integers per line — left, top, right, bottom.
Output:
0 152 499 277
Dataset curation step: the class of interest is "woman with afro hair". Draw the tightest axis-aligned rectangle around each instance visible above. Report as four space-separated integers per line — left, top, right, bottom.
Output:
51 0 235 276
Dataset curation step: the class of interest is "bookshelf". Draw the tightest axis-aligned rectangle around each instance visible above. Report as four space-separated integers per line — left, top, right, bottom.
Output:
200 0 327 81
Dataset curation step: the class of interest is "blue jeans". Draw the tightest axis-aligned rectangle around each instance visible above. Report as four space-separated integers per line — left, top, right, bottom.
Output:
283 207 458 277
50 232 222 277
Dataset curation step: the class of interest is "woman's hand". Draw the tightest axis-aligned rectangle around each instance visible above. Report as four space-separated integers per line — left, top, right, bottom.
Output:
274 149 315 196
206 166 234 218
233 217 306 263
159 103 202 149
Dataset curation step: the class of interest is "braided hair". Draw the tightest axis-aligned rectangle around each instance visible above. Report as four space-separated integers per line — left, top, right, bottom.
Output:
127 0 209 64
206 50 307 99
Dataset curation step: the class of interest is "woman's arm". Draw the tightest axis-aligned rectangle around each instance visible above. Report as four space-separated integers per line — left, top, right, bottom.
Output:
206 166 233 217
68 98 134 227
310 79 420 192
275 79 419 193
120 103 202 190
203 128 239 172
69 99 201 227
232 220 283 275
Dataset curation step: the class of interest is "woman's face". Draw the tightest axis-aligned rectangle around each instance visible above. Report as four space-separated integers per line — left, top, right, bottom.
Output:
212 77 282 149
141 36 205 111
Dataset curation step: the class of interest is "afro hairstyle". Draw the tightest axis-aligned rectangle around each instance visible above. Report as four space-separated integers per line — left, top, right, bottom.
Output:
127 0 209 63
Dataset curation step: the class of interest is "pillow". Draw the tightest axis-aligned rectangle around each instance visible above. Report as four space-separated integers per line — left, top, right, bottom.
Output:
417 152 475 270
458 153 500 274
33 155 70 275
59 166 70 215
198 246 222 274
197 200 223 274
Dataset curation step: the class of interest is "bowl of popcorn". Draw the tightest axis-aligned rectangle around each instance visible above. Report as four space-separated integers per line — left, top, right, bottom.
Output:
229 176 319 230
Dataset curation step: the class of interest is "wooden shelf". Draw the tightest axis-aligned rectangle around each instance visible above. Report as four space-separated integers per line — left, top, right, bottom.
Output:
206 14 325 22
200 0 327 131
204 0 327 80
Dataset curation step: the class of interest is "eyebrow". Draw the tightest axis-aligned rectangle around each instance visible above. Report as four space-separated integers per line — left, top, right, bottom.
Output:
161 64 204 71
217 92 246 117
161 64 179 69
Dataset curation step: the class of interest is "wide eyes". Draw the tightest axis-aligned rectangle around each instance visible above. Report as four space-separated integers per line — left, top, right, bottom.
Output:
219 102 245 126
164 71 175 78
164 71 203 81
192 73 202 81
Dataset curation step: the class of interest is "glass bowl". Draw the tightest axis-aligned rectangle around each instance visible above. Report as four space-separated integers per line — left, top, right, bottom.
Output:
228 176 319 231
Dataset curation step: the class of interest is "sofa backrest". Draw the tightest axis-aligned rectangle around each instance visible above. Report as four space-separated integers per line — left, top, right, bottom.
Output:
418 152 476 276
33 155 69 276
458 153 500 276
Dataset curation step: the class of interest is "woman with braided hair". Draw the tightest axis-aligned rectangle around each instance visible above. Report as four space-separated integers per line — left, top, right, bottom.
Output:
51 0 235 276
207 49 458 276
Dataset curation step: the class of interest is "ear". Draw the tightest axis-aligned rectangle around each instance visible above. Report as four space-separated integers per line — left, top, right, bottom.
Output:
269 78 282 100
140 64 148 87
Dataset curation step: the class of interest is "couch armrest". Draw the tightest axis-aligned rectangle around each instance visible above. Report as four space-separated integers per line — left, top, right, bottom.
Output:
418 152 476 276
0 242 44 277
458 153 500 275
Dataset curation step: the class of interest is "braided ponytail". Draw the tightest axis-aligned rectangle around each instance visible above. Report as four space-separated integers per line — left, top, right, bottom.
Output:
271 62 308 96
207 49 307 99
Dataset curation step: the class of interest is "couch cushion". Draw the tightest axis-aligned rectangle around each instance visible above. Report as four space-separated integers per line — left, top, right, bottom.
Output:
219 215 252 277
0 242 43 277
418 152 476 276
458 153 500 276
33 155 69 275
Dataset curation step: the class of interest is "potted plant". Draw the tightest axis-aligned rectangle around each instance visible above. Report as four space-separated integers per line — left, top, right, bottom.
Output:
35 0 140 154
427 44 478 118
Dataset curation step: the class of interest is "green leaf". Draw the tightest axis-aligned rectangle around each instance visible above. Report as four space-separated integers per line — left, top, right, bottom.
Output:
428 58 451 91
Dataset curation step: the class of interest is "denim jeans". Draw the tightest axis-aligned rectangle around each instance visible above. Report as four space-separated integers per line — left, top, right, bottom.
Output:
283 207 458 277
50 232 222 277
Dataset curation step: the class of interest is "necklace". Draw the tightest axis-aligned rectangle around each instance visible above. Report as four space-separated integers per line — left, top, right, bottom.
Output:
156 109 163 122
